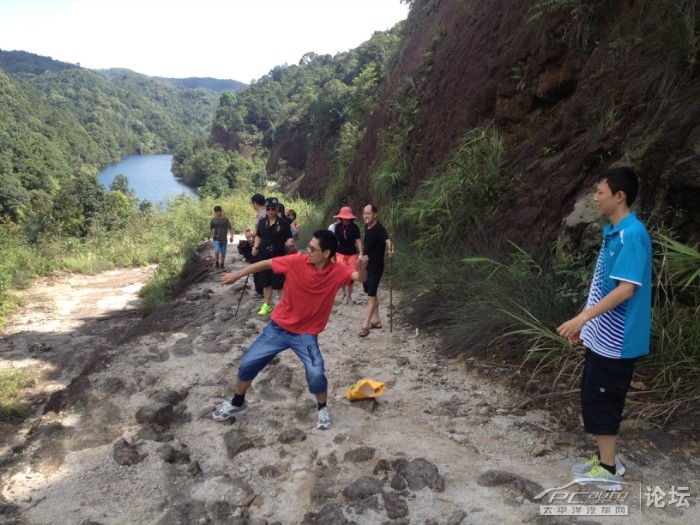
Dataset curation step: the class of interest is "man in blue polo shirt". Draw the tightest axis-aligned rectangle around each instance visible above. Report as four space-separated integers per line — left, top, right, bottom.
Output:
557 166 652 491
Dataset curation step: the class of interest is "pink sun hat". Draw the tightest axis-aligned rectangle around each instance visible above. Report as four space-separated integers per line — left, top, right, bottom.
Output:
333 206 357 220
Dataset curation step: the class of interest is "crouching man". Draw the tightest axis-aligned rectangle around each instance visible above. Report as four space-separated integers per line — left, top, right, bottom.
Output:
214 229 368 429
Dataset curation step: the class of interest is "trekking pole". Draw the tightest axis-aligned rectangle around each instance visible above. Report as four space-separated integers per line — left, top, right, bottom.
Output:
234 273 251 318
389 234 393 333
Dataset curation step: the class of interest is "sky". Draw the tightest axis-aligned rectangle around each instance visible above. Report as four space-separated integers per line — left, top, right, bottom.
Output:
0 0 409 83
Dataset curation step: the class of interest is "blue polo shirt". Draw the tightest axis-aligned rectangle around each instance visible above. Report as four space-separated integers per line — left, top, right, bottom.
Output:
580 212 652 359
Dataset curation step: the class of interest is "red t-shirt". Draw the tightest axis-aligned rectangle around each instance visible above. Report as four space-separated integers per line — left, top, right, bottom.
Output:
271 254 353 335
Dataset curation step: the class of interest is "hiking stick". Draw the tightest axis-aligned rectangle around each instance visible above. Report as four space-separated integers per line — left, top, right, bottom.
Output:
208 238 213 271
234 273 251 318
389 234 393 333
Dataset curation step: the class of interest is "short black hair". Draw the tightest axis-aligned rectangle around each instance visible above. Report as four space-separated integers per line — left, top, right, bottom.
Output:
598 167 639 206
213 205 222 212
367 204 378 213
314 229 338 259
251 193 265 206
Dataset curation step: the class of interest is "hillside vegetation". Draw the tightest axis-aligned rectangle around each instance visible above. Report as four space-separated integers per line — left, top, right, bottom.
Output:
0 50 244 329
0 50 223 228
1 1 699 429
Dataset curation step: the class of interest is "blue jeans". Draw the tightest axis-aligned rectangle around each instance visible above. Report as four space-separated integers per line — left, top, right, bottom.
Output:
237 321 327 395
213 239 227 256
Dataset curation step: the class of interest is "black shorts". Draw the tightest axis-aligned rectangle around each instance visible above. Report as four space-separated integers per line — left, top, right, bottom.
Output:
580 349 637 435
258 269 285 290
362 267 384 297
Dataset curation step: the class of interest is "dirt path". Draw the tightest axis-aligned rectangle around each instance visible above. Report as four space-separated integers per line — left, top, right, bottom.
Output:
1 245 698 525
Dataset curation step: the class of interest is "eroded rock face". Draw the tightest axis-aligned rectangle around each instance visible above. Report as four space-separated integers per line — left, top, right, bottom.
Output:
266 0 699 247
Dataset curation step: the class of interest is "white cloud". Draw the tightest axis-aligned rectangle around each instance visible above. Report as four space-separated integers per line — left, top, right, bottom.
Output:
0 0 409 82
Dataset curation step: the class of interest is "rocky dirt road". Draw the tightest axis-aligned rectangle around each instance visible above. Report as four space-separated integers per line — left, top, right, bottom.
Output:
1 245 698 525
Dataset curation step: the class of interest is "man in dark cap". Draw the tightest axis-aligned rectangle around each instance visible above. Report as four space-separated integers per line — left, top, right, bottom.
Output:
251 197 294 315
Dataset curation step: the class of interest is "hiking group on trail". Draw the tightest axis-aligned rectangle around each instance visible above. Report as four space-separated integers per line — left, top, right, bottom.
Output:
209 167 652 493
210 197 395 431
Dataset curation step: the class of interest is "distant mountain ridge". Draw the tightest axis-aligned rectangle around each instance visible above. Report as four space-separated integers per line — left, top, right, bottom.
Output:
155 76 246 93
0 49 246 92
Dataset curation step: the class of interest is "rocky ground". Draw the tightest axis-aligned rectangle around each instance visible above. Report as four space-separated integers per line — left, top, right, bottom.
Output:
0 243 698 525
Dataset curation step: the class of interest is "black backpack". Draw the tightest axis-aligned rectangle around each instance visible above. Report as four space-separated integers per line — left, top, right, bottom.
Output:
237 239 254 263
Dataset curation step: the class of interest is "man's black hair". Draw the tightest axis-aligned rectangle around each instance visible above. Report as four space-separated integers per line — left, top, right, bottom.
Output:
251 193 265 206
598 167 639 206
213 205 222 212
314 229 338 259
368 204 378 213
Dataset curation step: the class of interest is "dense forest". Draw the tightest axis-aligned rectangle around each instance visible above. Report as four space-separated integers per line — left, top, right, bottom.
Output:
1 0 699 428
0 49 228 235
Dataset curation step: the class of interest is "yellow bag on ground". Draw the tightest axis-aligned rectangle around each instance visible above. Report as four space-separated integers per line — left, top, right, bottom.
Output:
346 379 386 400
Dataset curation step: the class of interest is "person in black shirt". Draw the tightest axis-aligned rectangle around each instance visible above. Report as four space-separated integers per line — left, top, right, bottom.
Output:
252 197 294 315
359 204 394 336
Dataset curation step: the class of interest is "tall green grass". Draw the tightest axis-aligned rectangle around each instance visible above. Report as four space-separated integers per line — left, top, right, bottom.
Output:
401 125 512 249
0 367 34 422
0 223 37 327
398 231 700 428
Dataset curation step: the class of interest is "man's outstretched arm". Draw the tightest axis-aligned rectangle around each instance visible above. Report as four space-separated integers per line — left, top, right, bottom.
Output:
221 259 273 285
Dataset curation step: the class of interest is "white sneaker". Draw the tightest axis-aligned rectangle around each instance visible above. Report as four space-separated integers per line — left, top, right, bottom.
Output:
316 407 331 430
212 400 247 421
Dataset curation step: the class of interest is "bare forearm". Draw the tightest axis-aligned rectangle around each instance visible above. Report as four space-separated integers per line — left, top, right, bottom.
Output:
580 282 636 322
221 259 272 284
557 281 636 341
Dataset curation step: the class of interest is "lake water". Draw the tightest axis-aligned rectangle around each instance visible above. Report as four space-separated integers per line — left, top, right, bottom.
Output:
97 154 197 204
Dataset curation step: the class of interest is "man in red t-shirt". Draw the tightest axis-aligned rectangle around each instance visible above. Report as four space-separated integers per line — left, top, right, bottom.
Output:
214 229 368 429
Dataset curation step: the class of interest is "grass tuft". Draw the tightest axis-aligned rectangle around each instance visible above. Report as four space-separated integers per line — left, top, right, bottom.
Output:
0 367 34 422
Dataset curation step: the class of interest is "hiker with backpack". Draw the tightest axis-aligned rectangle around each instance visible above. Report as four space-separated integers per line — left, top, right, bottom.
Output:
251 197 294 315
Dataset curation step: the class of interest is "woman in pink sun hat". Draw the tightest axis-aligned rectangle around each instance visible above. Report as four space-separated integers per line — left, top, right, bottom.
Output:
332 206 363 304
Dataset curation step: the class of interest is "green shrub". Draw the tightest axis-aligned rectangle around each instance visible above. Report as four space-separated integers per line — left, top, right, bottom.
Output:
400 124 511 249
0 222 37 327
0 367 34 422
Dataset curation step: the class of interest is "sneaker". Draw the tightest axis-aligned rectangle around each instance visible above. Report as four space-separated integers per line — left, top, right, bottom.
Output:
258 303 274 315
212 400 247 421
571 455 626 476
574 465 622 491
253 292 264 299
316 407 332 430
215 262 220 269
